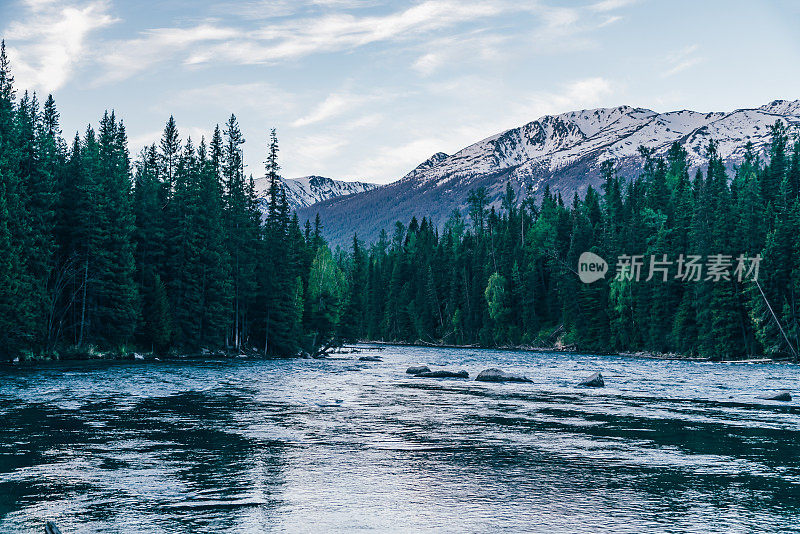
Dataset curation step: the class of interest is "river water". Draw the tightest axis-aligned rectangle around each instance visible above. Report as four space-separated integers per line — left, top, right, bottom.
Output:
0 346 798 533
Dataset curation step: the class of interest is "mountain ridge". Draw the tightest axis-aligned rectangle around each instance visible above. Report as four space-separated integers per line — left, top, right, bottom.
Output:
255 175 378 212
297 99 800 245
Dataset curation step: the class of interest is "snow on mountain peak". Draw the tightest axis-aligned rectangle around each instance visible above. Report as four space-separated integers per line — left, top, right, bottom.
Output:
298 99 800 245
403 101 800 189
256 175 379 211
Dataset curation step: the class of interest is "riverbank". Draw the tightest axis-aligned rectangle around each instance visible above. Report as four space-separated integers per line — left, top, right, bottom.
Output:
6 339 794 366
1 346 279 366
360 340 795 364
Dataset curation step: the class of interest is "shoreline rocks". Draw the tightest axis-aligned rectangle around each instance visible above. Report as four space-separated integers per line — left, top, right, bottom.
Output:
578 372 604 388
358 355 383 362
406 365 431 375
475 368 532 383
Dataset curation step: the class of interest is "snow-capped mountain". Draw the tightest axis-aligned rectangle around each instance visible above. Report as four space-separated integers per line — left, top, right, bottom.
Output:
256 175 378 211
298 100 800 245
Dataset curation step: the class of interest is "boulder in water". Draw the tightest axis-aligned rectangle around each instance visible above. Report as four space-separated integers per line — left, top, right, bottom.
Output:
359 355 382 362
45 521 63 534
762 391 792 402
475 368 532 383
416 370 468 379
406 365 431 375
578 372 604 388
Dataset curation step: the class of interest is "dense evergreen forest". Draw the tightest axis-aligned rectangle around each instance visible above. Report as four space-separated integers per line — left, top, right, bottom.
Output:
0 42 339 360
2 38 799 361
340 124 800 360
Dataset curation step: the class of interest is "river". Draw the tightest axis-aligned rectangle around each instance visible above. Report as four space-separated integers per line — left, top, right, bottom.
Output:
1 346 798 533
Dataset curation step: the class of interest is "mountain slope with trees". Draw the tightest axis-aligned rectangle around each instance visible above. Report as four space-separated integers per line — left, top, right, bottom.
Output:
299 101 800 245
1 38 799 362
334 124 800 360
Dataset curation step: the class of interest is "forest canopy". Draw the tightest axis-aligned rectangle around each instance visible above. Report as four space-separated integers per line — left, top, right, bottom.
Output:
1 40 799 361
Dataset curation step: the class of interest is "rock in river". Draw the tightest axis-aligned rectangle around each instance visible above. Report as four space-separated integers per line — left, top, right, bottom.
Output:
406 365 431 375
475 368 532 383
578 372 604 388
416 370 469 379
359 355 383 362
762 391 792 402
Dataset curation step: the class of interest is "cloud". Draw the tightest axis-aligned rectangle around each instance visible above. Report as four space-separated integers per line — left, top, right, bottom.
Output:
292 93 366 127
95 0 515 83
662 44 703 77
518 77 615 119
80 0 627 86
287 133 348 166
198 1 506 64
169 82 297 115
411 30 508 76
352 137 446 181
563 77 614 103
291 88 401 128
342 112 383 130
598 15 622 27
589 0 637 12
99 24 240 83
412 52 445 76
3 0 117 92
408 1 613 79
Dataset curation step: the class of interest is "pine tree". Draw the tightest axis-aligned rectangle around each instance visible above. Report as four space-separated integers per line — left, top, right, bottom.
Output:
142 271 172 354
196 135 232 348
222 114 252 349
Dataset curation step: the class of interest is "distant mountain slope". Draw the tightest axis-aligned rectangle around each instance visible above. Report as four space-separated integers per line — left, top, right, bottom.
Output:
297 100 800 245
255 175 378 211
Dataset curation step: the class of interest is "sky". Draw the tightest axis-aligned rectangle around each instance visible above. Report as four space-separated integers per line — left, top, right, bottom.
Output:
1 0 799 184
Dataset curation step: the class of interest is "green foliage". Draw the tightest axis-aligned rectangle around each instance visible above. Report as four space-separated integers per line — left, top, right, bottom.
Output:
485 272 510 342
142 271 172 354
0 49 339 358
341 132 800 360
0 38 797 362
307 246 346 352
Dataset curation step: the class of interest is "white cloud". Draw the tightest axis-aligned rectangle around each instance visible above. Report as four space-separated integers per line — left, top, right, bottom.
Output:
589 0 637 12
99 24 240 83
352 137 446 181
169 82 297 115
662 44 703 77
95 0 515 83
292 93 365 127
291 89 401 128
410 30 508 76
598 15 622 27
412 52 445 76
342 112 383 130
288 133 348 165
517 77 615 119
4 0 117 92
200 1 506 64
73 0 628 87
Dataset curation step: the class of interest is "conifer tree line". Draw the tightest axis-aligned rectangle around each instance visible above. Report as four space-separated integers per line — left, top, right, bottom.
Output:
338 123 800 360
3 37 800 361
0 42 343 359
